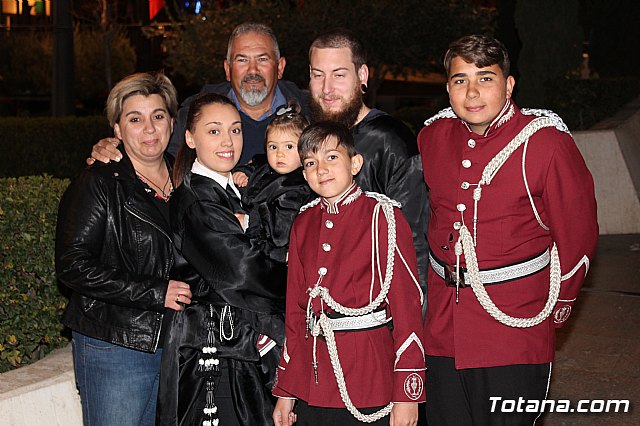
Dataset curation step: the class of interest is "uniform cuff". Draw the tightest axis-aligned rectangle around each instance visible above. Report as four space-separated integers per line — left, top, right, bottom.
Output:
392 370 426 402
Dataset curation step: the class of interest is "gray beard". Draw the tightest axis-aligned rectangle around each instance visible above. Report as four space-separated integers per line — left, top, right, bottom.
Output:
239 87 269 106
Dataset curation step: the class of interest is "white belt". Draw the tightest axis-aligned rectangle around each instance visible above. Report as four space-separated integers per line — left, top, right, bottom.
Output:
429 248 550 286
309 309 391 332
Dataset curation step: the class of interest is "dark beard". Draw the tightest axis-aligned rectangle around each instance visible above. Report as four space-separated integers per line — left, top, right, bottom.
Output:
309 90 363 128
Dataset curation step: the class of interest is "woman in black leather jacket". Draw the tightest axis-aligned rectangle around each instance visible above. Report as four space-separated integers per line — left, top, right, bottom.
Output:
55 72 192 426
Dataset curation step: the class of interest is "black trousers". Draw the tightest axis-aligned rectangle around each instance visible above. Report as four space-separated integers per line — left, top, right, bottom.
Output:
295 400 390 426
426 356 551 426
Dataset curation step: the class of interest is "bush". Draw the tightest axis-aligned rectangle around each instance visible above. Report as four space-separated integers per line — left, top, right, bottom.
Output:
0 116 111 178
0 176 70 372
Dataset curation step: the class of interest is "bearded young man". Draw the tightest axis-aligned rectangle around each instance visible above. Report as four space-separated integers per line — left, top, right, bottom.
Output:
89 22 309 165
306 29 430 297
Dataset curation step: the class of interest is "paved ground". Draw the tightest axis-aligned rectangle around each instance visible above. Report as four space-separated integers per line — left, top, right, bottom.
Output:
539 234 640 425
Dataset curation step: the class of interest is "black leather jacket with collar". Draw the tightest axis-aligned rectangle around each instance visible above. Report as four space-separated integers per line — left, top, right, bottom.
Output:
56 147 174 353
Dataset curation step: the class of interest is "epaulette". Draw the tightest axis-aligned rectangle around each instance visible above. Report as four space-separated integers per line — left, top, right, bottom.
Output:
299 197 321 212
521 108 571 134
423 107 457 128
364 191 402 208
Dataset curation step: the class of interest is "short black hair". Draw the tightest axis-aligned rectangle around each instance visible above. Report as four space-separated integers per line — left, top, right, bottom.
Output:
298 121 357 160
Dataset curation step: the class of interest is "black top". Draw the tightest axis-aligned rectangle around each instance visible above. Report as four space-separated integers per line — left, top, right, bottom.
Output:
243 163 315 264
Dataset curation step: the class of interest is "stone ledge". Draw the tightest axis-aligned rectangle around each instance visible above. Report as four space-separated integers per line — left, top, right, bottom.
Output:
0 345 82 425
574 96 640 234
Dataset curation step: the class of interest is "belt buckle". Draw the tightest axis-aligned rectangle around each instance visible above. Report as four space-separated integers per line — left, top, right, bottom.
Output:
444 264 467 288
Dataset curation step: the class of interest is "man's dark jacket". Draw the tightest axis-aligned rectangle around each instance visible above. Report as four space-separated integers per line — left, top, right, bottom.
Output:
352 110 430 298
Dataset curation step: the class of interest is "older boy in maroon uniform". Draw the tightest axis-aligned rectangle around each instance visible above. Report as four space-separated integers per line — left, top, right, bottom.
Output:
418 35 598 425
273 122 425 426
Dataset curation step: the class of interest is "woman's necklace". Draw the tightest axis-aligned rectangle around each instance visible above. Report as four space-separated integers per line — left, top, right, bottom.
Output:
135 169 172 201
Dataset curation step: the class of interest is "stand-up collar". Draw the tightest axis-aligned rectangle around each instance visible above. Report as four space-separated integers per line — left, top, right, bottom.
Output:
320 183 362 214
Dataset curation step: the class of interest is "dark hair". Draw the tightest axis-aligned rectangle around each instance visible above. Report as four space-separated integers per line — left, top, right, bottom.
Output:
298 121 357 161
443 35 510 77
309 28 367 71
265 100 309 148
173 93 238 187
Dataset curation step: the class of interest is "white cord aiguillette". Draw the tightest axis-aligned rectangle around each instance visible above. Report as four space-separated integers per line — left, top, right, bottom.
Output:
305 193 418 422
455 117 562 328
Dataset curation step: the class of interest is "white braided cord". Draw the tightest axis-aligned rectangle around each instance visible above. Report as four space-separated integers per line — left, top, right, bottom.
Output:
299 197 321 212
306 194 400 422
423 107 457 127
457 117 563 327
479 117 555 186
459 225 561 327
307 198 397 316
520 108 571 134
313 314 393 422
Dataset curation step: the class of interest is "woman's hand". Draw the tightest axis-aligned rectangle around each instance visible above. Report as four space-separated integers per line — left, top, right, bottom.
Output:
390 402 418 426
164 280 192 311
233 171 249 188
86 137 122 165
273 398 296 426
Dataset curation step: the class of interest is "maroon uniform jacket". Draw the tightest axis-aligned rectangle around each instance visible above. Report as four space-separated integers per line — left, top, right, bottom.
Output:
418 101 598 370
273 185 426 408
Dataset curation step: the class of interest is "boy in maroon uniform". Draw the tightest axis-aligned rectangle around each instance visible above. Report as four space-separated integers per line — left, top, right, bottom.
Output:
273 122 426 426
418 35 598 425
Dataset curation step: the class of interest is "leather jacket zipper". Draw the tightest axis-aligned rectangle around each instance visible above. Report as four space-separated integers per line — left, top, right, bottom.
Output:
123 203 173 352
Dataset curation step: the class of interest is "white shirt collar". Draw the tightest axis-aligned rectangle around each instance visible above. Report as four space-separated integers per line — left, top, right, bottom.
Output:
190 159 241 198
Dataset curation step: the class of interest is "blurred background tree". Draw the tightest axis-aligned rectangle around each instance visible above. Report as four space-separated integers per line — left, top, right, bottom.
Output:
514 0 583 107
1 0 638 128
0 28 135 115
161 0 494 105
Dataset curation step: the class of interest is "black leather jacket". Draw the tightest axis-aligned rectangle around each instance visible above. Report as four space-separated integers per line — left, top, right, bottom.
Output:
56 148 174 353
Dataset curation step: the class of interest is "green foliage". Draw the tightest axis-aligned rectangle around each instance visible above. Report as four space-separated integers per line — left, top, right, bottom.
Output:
0 27 135 112
0 116 111 178
544 77 640 130
0 31 52 97
162 0 494 101
0 176 70 372
74 26 137 102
